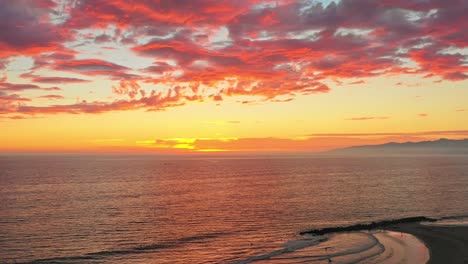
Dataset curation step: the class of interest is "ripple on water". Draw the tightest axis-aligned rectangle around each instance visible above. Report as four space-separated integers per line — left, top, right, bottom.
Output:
233 230 429 264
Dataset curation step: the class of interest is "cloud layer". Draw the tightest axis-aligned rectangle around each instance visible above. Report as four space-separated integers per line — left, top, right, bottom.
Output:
0 0 467 117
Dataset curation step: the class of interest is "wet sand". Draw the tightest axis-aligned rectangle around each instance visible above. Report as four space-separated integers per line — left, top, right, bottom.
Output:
386 223 468 264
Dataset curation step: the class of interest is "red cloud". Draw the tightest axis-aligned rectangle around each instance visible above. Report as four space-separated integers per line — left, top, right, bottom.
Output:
0 83 41 92
21 73 90 84
349 80 365 85
15 86 198 115
112 80 141 99
0 0 68 57
0 93 30 102
409 47 468 81
0 91 31 115
309 130 468 137
38 95 65 100
0 81 61 92
53 59 128 75
0 0 466 117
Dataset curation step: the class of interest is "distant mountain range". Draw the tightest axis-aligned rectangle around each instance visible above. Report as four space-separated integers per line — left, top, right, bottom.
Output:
326 138 468 156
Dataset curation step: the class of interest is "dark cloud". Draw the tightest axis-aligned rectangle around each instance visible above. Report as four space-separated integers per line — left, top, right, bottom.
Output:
0 0 67 57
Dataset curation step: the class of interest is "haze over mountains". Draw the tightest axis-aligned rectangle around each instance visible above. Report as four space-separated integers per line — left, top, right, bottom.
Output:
327 138 468 156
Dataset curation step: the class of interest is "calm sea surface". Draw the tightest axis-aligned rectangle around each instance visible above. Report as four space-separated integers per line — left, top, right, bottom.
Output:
1 155 467 263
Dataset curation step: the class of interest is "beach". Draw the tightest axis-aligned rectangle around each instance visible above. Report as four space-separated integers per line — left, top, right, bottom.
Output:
386 223 468 264
295 216 468 264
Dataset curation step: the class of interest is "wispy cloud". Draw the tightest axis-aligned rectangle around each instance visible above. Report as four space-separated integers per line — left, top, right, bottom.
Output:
309 130 468 137
91 139 125 143
206 120 241 125
345 117 390 121
38 95 65 100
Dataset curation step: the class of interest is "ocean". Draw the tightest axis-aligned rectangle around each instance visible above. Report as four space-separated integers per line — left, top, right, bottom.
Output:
1 155 467 263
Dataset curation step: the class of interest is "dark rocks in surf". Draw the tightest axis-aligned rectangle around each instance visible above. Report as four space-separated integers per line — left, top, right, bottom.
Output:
300 216 437 235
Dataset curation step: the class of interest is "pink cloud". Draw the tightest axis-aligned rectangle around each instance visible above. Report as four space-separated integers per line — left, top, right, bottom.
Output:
112 80 141 99
53 59 128 76
38 95 65 100
21 73 91 84
349 80 365 85
0 0 466 117
0 0 68 57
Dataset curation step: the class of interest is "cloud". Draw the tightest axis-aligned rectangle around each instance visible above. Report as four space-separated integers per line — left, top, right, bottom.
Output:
270 98 294 103
309 130 468 137
206 120 241 125
143 62 175 74
0 91 31 115
112 80 141 99
345 116 390 121
38 95 65 100
0 92 30 102
0 81 61 92
94 34 113 44
349 80 365 85
0 82 42 92
14 86 198 115
0 0 67 57
0 0 466 117
129 132 467 153
418 113 428 117
53 59 129 76
21 73 91 84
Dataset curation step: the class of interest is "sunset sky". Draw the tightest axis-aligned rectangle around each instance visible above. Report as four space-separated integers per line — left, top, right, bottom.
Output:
1 0 467 153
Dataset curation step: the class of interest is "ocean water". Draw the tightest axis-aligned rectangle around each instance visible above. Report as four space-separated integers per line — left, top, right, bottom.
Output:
0 155 467 263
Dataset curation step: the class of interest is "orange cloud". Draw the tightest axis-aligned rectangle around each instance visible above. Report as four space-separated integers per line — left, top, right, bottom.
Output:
0 0 467 118
38 95 65 100
126 132 466 153
345 117 390 121
308 130 468 137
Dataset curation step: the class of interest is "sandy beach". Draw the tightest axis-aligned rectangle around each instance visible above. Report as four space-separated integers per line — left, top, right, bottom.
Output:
386 223 468 264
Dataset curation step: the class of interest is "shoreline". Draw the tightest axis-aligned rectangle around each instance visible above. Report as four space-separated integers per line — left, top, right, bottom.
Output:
300 216 468 263
385 223 468 264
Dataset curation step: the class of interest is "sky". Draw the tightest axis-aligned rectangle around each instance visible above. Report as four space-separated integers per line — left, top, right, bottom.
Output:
0 0 467 153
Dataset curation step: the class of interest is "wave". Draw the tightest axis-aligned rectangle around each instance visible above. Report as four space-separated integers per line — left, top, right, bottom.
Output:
233 232 385 264
233 235 327 264
235 215 446 264
422 214 468 226
435 214 468 221
19 231 231 264
233 229 431 264
19 215 462 264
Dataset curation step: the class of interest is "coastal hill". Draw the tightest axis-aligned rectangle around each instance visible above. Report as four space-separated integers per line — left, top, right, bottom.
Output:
326 138 468 156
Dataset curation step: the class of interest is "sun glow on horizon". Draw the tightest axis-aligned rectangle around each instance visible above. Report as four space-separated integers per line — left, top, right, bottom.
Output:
0 0 467 153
